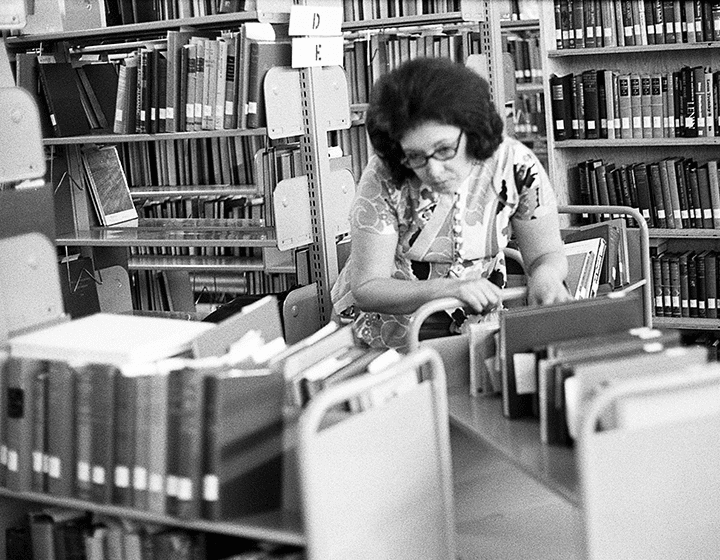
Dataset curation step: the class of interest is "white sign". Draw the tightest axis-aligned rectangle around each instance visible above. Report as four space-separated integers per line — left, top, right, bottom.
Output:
292 36 344 68
289 4 343 36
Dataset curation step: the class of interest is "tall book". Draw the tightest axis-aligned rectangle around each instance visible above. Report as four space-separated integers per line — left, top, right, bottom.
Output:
3 357 42 493
617 73 632 139
201 363 285 520
582 69 600 139
629 73 643 139
113 53 138 134
697 162 715 228
165 29 196 133
37 61 92 137
244 39 292 129
46 360 75 498
549 73 574 141
632 162 655 227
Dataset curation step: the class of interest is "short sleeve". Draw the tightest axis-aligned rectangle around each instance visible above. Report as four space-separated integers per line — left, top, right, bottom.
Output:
349 155 401 235
511 142 558 221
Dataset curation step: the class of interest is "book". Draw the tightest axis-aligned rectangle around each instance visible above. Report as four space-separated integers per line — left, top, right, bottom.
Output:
112 367 138 507
705 251 718 318
74 363 93 500
77 62 120 133
244 39 292 129
632 163 655 227
113 53 138 134
9 313 213 366
81 145 138 227
563 218 628 289
87 363 117 504
617 73 632 139
582 69 600 139
31 365 48 493
201 361 285 520
697 162 715 228
708 160 720 228
549 73 574 141
37 61 92 137
629 73 643 139
4 357 42 492
45 360 76 498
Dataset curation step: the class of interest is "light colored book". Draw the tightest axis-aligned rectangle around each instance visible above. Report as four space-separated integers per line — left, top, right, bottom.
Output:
564 237 606 299
8 313 213 366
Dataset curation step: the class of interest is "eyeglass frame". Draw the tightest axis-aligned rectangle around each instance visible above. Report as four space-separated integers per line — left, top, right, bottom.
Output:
400 130 464 170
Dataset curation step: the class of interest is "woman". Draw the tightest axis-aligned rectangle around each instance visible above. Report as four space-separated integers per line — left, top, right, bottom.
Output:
331 57 571 350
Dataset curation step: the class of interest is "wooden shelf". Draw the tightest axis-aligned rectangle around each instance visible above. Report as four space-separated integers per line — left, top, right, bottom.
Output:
648 228 720 240
447 389 579 506
56 227 276 248
0 487 304 546
131 186 261 198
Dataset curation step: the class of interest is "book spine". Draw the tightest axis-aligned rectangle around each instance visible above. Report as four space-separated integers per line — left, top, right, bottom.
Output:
708 160 720 228
652 253 665 316
617 73 632 139
31 367 48 494
147 372 169 514
132 373 152 511
74 364 93 500
113 372 136 507
46 360 75 498
687 250 698 317
705 251 718 318
679 251 690 316
89 363 117 504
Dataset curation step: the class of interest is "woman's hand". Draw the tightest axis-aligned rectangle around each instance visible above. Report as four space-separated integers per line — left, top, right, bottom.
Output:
526 261 572 306
453 276 504 314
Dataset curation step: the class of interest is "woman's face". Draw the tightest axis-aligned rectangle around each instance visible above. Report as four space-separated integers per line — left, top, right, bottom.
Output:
400 121 475 195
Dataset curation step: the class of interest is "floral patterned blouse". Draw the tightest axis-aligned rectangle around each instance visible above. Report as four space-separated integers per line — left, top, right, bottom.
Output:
331 136 559 350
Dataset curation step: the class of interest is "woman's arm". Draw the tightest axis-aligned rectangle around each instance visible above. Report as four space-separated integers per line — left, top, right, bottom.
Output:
350 226 503 315
513 211 572 305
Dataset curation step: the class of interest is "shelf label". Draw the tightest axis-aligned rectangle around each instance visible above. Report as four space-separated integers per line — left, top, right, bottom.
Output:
289 5 342 36
292 36 343 68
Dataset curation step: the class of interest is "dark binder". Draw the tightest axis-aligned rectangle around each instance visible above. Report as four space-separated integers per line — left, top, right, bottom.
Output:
37 62 92 137
244 40 292 129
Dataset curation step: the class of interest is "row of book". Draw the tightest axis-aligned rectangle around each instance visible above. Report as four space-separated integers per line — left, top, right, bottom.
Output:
112 25 290 135
343 26 483 105
572 157 720 230
1 300 291 522
7 507 302 560
552 0 720 49
512 91 546 137
103 0 269 26
652 250 720 319
117 136 264 190
504 31 543 85
341 0 464 21
549 66 720 141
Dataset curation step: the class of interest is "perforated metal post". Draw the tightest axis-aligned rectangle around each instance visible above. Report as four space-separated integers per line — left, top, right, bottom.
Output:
480 0 505 112
299 66 339 323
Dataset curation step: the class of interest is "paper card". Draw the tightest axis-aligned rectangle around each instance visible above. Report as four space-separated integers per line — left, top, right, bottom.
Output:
513 352 537 395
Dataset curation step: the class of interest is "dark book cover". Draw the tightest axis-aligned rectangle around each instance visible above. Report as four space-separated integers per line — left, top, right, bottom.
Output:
31 367 48 493
73 364 93 500
697 162 714 228
4 357 41 493
651 254 664 317
244 40 292 129
695 250 708 318
132 372 152 511
549 73 574 141
687 250 699 317
668 252 682 317
46 360 76 498
37 62 92 137
112 370 137 507
88 363 118 504
201 366 284 520
582 69 600 139
659 252 672 315
657 158 677 229
597 69 608 138
647 162 667 228
673 157 692 228
685 158 703 228
81 62 120 133
631 163 656 227
678 250 691 317
705 251 718 318
572 72 586 139
682 65 697 137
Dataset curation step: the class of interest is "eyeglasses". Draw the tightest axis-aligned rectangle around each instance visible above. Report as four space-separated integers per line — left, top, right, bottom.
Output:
400 131 464 169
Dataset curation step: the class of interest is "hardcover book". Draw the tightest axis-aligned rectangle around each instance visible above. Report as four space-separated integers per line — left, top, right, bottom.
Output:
81 145 138 227
37 62 92 137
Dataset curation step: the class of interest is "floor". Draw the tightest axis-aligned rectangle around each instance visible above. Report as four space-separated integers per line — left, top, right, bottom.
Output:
450 426 584 560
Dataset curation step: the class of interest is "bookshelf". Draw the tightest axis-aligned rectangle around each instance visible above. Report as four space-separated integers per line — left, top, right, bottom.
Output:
539 0 720 332
7 2 331 315
501 17 547 169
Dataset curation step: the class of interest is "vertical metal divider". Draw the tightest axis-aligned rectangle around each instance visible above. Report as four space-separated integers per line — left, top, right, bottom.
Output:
298 66 339 324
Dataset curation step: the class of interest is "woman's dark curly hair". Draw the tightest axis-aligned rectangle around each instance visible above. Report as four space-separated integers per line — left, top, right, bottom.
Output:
366 57 504 184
